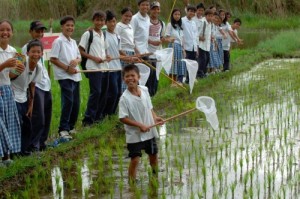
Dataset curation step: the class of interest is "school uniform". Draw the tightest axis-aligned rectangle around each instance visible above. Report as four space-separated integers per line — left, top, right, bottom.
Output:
208 24 222 69
165 23 185 82
0 45 21 157
147 19 164 96
197 17 212 77
50 34 82 132
221 22 232 71
79 30 108 124
21 45 52 151
11 56 42 153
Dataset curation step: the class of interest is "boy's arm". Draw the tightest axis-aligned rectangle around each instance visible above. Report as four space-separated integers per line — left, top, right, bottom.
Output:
50 57 77 74
151 110 164 125
120 117 150 132
26 82 35 118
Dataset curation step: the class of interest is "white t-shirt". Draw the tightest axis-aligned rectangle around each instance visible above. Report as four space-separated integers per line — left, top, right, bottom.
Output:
221 22 232 51
105 31 122 70
182 16 198 51
79 30 108 70
22 44 51 91
0 45 16 86
11 56 42 103
165 23 184 45
130 12 150 54
197 18 212 51
148 20 164 58
119 85 158 143
50 34 82 81
115 22 135 52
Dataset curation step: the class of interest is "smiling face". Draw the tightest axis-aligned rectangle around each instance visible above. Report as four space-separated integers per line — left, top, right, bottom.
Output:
106 17 117 32
0 21 13 46
139 1 150 16
93 17 105 31
27 45 43 62
149 6 160 18
122 10 133 24
30 28 45 40
187 9 195 19
123 69 140 89
61 20 75 38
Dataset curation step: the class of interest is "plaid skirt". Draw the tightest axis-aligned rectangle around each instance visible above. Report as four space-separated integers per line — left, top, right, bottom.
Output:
121 51 135 93
209 39 222 68
216 38 224 64
0 85 21 157
168 43 186 76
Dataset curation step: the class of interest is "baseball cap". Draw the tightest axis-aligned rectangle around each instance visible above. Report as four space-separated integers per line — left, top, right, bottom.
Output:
150 1 160 9
30 21 47 30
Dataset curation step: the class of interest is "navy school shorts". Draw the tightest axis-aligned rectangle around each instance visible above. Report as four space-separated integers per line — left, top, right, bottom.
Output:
127 138 158 158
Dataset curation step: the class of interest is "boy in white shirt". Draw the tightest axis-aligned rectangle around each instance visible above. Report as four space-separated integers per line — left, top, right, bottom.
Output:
197 9 214 78
11 39 43 155
119 64 164 184
50 16 81 139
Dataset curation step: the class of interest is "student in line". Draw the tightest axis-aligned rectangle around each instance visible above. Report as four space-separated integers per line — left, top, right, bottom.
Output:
119 64 164 184
50 16 82 139
11 39 43 156
79 11 111 126
21 21 52 152
0 20 24 166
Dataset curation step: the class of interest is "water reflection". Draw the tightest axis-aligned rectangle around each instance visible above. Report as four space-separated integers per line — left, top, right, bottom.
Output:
81 159 92 199
51 167 64 199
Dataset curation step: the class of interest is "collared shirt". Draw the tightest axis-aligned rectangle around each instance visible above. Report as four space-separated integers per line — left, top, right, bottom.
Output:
0 45 16 86
105 31 122 70
79 30 108 70
197 17 212 51
165 23 184 45
11 56 42 103
221 22 233 51
182 16 198 51
22 44 51 91
130 12 150 54
192 15 203 31
115 22 135 52
119 85 158 143
50 34 82 81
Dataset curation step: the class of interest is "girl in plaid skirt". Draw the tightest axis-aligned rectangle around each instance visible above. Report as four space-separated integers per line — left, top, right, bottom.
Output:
0 20 24 166
165 9 185 84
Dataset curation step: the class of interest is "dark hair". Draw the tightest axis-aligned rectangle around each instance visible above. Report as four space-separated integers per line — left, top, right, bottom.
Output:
60 15 75 25
106 10 116 22
226 11 231 17
27 39 43 52
92 11 106 20
0 19 13 32
170 9 183 30
196 3 205 10
122 64 140 77
186 5 196 12
121 7 133 15
218 9 228 24
204 9 214 16
233 18 242 25
137 0 150 6
209 5 216 10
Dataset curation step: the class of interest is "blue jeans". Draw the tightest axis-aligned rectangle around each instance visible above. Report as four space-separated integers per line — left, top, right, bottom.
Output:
58 79 80 133
16 101 32 152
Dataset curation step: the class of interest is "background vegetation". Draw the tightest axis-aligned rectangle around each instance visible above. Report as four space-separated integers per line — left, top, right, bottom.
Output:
0 0 299 20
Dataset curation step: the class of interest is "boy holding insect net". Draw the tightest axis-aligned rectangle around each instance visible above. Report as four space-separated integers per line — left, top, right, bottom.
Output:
119 64 164 184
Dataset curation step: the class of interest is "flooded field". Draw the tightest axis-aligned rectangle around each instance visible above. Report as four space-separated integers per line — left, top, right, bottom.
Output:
10 59 300 199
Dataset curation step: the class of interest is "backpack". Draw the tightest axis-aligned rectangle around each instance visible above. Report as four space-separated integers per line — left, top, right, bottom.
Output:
81 30 93 77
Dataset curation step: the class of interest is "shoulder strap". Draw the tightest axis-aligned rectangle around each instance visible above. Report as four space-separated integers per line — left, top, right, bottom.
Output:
202 21 206 37
103 30 106 40
159 19 164 38
86 30 93 54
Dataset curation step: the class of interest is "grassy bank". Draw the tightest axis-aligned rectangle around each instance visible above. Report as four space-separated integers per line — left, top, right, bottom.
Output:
1 29 300 197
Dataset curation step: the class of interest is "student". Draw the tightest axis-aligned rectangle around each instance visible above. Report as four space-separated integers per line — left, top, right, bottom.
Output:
0 20 24 166
11 39 43 156
165 8 185 85
79 11 111 126
147 1 165 96
230 18 243 45
21 21 52 152
119 64 164 184
50 16 81 139
192 3 205 32
182 5 198 83
197 9 214 78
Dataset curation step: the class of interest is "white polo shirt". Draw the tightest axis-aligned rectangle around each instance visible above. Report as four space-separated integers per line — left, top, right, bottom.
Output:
197 18 212 51
11 56 42 103
165 23 184 45
105 31 122 70
79 30 108 70
130 12 150 54
182 16 198 51
0 45 16 86
119 85 158 143
50 34 82 81
115 22 135 52
22 44 51 91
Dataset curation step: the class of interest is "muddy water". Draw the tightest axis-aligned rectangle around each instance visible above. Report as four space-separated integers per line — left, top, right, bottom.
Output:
40 59 300 199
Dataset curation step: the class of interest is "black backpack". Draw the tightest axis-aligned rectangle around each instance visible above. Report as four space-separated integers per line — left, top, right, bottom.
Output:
81 30 93 77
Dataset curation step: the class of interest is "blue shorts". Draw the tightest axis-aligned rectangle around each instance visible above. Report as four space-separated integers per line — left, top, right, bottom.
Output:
127 138 158 158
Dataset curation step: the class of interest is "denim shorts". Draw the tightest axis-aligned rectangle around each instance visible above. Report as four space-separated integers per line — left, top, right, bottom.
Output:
127 138 158 158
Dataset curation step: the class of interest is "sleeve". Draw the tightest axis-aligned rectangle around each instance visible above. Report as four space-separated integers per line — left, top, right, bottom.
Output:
119 96 129 119
50 38 60 58
21 44 27 55
130 16 137 34
76 42 81 60
78 31 89 50
32 63 43 83
165 23 172 37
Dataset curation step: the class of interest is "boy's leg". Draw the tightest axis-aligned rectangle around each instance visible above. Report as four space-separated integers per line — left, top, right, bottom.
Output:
95 73 109 121
69 81 80 131
40 91 52 150
145 138 159 175
103 72 121 116
129 156 140 183
223 50 230 71
149 154 158 175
